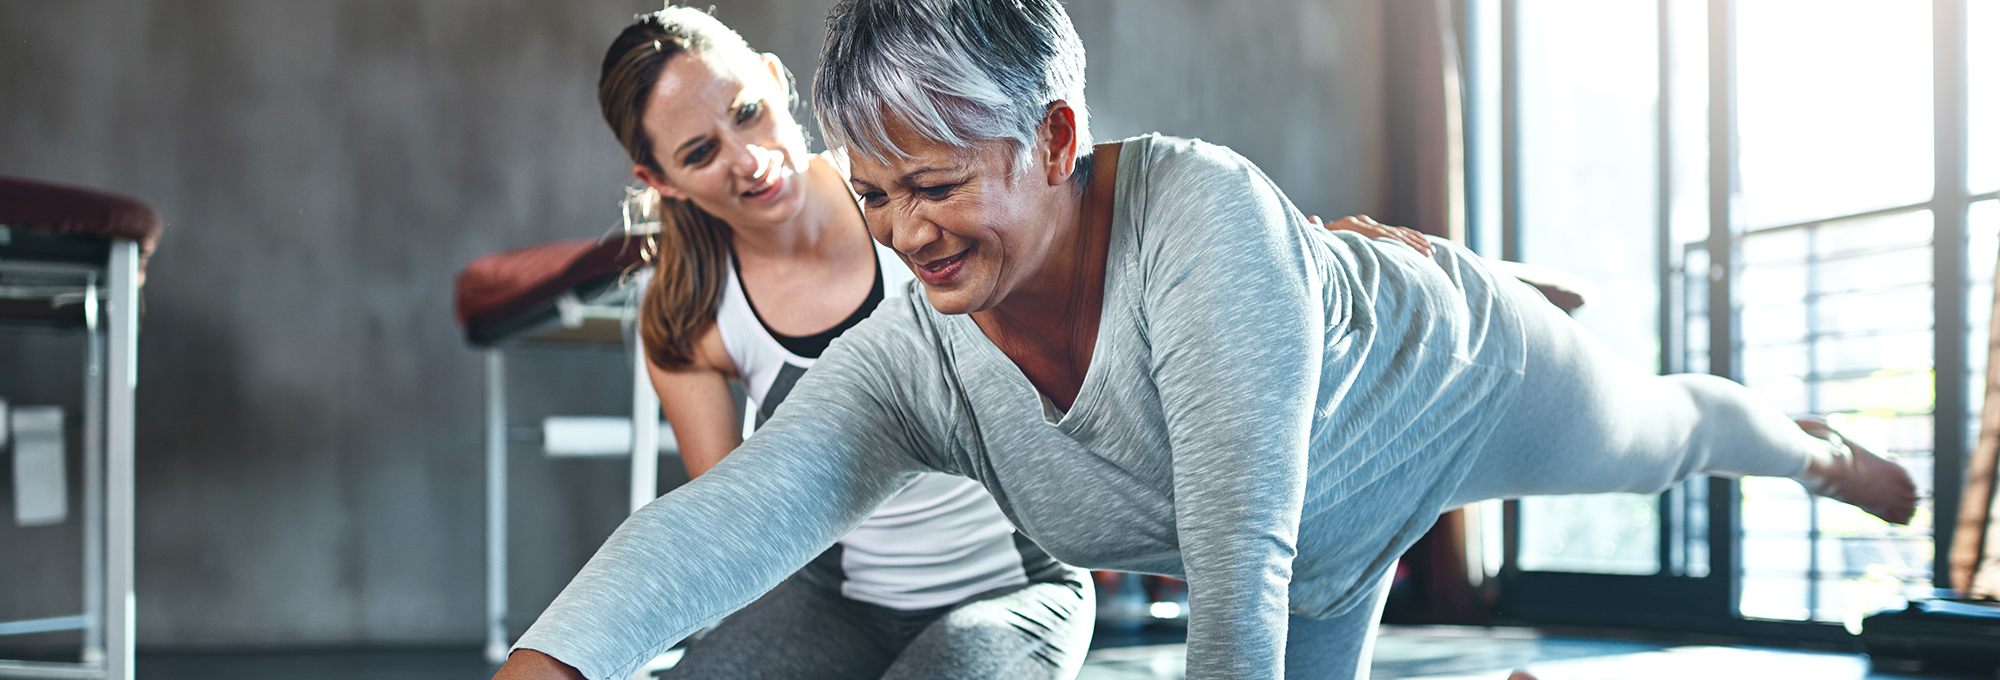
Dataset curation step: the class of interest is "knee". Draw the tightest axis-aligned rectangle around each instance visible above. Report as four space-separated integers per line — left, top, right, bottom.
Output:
1661 373 1806 478
1664 373 1740 407
1670 374 1781 434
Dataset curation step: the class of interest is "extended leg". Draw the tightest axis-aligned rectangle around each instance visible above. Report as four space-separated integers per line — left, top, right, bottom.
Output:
1450 278 1913 524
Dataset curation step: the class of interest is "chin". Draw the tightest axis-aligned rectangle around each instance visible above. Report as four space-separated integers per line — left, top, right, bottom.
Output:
918 285 988 316
745 182 807 221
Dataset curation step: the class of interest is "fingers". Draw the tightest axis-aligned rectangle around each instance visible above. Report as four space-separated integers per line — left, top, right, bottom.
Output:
1314 214 1436 257
1401 228 1434 256
1354 214 1434 256
1330 216 1370 233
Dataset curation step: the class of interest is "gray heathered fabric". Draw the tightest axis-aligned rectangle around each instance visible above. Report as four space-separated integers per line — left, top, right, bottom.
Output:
514 135 1528 680
658 570 1093 679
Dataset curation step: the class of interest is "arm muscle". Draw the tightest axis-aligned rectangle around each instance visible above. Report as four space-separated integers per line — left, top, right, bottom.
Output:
649 324 741 478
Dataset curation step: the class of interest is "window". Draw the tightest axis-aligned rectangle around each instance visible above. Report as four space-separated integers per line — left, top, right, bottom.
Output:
1470 0 1996 631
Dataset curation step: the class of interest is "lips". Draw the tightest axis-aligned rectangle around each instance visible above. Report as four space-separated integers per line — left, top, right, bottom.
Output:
741 173 783 201
915 248 970 286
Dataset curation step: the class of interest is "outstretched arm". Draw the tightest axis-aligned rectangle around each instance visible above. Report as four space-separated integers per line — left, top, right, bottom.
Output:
499 338 932 680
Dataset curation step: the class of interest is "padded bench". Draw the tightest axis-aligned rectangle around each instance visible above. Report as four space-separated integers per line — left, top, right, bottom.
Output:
456 235 652 347
0 175 159 680
454 234 672 663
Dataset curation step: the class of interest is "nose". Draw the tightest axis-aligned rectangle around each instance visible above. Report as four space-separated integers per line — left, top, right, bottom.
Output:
725 135 774 181
744 144 777 179
877 201 940 257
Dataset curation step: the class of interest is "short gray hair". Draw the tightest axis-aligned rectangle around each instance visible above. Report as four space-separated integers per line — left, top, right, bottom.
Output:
814 0 1091 166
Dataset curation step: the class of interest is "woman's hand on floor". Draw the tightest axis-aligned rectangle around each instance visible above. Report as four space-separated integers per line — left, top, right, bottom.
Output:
1308 214 1435 256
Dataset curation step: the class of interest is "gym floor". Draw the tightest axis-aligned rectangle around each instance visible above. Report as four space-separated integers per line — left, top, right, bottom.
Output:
1080 626 1938 679
100 625 1943 680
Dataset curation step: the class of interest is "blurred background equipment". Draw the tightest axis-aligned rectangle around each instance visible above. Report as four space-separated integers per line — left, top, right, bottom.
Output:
11 405 68 527
453 234 684 663
0 175 159 680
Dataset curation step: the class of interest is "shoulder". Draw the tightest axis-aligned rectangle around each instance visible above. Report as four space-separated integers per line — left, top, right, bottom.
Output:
1116 135 1303 261
653 321 737 380
1123 134 1266 194
815 280 962 404
816 148 852 181
1118 134 1292 235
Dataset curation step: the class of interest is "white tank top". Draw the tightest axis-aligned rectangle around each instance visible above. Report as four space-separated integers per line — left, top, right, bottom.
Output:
714 239 1063 609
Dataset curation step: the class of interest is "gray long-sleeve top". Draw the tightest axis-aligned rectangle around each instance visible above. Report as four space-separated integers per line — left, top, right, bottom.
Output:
516 135 1529 679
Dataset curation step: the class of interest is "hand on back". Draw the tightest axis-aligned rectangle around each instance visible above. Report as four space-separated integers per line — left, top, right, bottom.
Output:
1306 214 1435 256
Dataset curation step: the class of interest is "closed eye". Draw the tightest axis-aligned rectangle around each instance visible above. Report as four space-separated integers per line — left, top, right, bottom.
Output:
915 183 958 200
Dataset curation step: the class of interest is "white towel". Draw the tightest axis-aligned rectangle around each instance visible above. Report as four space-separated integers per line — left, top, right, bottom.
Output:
11 405 67 527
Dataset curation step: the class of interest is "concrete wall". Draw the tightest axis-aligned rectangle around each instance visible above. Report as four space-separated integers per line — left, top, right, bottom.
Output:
0 0 1386 649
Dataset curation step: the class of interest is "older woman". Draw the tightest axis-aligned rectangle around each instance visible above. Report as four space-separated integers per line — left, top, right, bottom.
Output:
497 1 1915 678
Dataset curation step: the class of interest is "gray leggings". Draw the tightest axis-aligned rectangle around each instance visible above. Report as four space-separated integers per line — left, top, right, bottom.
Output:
660 567 1095 680
1285 278 1824 680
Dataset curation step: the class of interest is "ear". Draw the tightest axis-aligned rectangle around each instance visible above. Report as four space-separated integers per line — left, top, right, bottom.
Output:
633 163 688 201
1037 100 1083 187
759 52 792 109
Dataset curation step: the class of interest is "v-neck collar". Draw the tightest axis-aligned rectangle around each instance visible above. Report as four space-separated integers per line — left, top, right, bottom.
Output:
942 138 1144 433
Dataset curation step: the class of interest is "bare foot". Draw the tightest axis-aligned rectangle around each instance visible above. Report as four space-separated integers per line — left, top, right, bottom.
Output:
1795 418 1918 525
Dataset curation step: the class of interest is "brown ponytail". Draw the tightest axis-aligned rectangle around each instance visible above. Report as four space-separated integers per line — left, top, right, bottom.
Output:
633 193 731 369
598 6 757 368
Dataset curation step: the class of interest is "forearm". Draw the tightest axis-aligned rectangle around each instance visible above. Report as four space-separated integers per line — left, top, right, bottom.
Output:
668 419 737 479
1169 354 1315 679
516 348 930 680
1159 279 1317 676
517 440 919 679
1482 259 1594 311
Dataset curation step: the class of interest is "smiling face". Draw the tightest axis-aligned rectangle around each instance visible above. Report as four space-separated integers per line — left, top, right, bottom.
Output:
632 51 810 230
847 119 1078 316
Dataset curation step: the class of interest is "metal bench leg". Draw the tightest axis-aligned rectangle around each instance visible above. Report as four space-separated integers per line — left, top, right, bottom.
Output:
105 240 138 680
628 321 659 515
485 350 509 665
82 274 105 666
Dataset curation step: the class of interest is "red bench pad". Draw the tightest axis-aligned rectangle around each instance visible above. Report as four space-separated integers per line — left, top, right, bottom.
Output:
0 175 163 259
454 235 652 340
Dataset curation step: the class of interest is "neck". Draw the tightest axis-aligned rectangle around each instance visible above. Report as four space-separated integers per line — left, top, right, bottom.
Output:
975 145 1119 345
981 194 1087 330
969 143 1119 410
